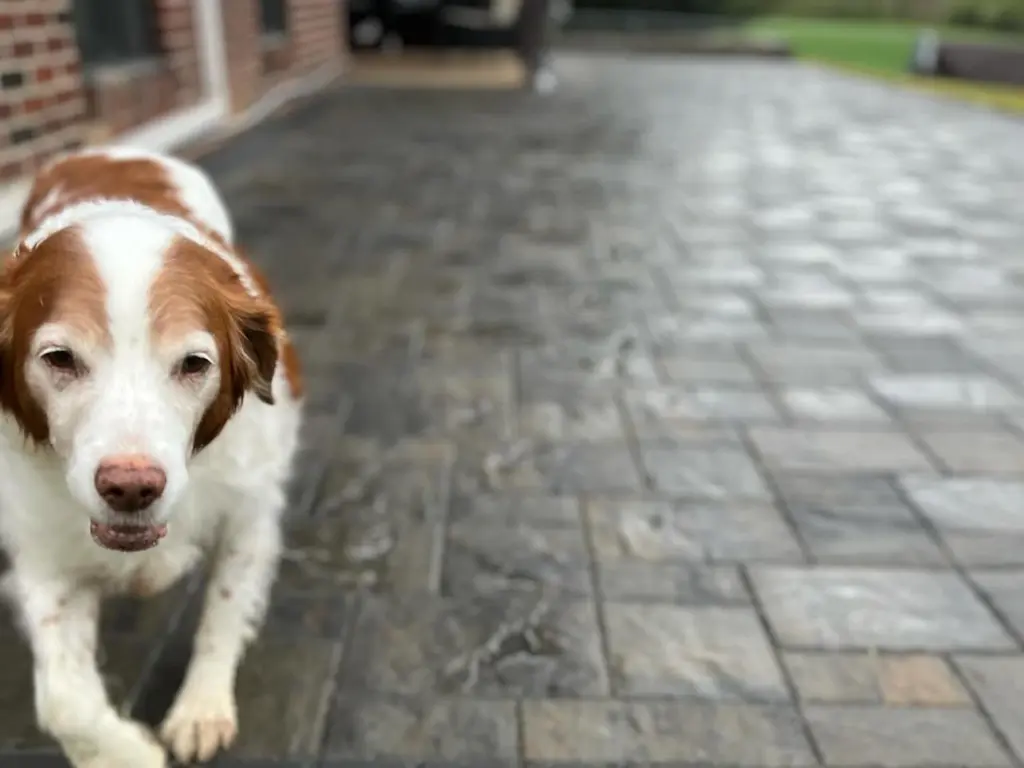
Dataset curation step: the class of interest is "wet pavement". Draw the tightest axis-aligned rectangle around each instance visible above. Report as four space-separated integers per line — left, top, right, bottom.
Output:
4 53 1024 766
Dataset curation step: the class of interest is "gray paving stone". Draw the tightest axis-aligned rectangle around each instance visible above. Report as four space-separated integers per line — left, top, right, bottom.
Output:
956 656 1024 763
639 443 772 499
656 352 758 385
745 341 885 385
772 473 909 511
970 571 1024 638
857 307 966 336
869 374 1021 412
531 442 644 494
784 652 970 706
322 696 518 763
915 430 1024 475
752 567 1014 650
624 386 781 426
749 428 933 472
587 498 802 564
521 700 816 764
805 706 1012 767
447 494 580 529
517 397 627 442
338 592 608 697
780 387 891 422
262 591 353 640
649 314 769 343
901 476 1024 531
515 359 629 442
787 503 947 566
760 285 853 310
766 310 859 340
230 637 342 759
295 438 454 592
442 514 592 598
596 562 750 604
868 334 984 374
603 604 788 701
942 532 1024 567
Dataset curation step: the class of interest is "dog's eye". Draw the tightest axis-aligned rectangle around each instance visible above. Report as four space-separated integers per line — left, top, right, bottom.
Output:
41 348 79 373
177 354 212 378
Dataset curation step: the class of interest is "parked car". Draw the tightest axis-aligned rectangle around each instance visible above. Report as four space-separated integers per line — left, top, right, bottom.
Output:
347 0 572 50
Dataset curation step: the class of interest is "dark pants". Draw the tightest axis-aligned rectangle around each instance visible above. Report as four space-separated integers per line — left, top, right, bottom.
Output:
516 0 552 78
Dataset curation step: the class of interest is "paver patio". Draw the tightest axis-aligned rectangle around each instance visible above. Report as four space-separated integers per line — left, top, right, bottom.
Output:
3 53 1024 766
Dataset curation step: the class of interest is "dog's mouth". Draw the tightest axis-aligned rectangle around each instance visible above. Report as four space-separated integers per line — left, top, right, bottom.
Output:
90 521 168 552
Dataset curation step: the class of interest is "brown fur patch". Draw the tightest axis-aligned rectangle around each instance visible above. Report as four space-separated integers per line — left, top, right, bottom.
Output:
152 237 284 453
0 228 107 444
280 337 304 400
241 253 304 401
20 152 228 247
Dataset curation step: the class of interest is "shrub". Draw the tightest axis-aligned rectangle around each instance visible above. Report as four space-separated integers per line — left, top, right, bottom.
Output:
948 0 1024 31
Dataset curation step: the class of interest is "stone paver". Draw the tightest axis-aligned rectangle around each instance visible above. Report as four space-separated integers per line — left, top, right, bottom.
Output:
4 53 1024 766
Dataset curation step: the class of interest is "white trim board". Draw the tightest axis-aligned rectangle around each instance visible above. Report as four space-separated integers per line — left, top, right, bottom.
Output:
224 62 342 136
194 0 230 104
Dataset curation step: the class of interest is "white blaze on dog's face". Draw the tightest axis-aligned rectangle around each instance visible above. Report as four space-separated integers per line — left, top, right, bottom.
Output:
0 207 279 552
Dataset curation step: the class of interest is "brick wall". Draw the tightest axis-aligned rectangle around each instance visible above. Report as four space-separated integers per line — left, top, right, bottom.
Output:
0 1 86 183
223 0 347 114
0 0 347 186
84 0 202 141
221 0 264 114
288 0 348 74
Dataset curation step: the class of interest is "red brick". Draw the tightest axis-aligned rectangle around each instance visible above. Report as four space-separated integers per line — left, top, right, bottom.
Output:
24 98 45 114
37 67 54 82
25 12 46 26
46 38 66 52
0 14 12 31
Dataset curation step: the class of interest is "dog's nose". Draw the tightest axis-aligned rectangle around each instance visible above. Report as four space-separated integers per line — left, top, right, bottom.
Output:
94 455 167 513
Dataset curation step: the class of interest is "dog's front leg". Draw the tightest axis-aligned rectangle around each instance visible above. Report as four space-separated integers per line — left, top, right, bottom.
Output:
160 502 282 764
18 577 167 768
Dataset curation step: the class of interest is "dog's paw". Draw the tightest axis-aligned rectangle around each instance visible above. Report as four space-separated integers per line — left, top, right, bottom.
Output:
67 719 167 768
160 683 238 764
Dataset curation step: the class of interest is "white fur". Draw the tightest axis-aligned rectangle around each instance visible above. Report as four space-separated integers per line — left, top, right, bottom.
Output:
0 149 302 768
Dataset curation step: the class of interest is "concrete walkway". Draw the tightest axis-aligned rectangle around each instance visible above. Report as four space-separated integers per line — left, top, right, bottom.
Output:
4 54 1024 767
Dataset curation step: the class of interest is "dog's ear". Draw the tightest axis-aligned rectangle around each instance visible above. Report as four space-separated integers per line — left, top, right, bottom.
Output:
191 295 280 453
0 256 16 416
0 258 46 443
229 299 279 406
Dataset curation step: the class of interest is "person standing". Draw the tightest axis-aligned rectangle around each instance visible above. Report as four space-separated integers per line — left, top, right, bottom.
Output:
516 0 557 91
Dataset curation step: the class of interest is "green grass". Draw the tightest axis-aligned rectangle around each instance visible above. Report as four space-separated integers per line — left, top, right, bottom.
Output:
746 16 1023 73
745 16 1024 114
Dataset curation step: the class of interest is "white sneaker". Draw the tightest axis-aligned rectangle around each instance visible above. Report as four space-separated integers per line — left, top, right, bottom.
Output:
533 66 557 93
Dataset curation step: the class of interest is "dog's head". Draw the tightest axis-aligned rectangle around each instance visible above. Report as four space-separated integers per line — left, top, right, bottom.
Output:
0 207 280 552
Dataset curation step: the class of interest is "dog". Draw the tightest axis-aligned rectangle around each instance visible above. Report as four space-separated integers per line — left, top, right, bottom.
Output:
0 147 304 767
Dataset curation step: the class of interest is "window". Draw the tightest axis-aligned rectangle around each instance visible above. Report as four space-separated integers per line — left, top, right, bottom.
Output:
260 0 289 35
72 0 162 68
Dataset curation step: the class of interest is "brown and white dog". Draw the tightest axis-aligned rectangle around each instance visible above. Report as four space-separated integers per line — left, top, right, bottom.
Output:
0 148 304 767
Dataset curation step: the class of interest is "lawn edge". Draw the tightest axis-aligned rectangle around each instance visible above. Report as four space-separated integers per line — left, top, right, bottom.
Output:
801 55 1024 117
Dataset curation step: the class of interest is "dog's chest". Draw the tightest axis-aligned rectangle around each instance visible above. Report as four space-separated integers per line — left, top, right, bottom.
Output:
122 542 204 597
73 535 207 598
